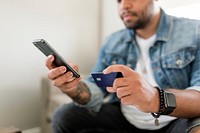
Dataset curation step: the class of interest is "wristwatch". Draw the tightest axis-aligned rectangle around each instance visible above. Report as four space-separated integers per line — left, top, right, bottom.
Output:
161 89 176 115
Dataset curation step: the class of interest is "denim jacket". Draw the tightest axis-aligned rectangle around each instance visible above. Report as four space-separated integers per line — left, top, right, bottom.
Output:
82 10 200 113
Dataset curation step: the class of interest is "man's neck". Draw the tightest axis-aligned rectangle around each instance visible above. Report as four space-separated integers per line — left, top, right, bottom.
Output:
136 8 161 39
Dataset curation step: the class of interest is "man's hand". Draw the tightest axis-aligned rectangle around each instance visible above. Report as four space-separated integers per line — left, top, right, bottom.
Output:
45 55 80 92
190 126 200 133
103 65 159 113
45 55 91 104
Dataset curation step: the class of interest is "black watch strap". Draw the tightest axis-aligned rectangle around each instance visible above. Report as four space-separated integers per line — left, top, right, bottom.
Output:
161 107 174 115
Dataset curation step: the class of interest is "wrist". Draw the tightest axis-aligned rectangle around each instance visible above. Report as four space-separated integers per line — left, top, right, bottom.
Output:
63 86 78 96
65 82 91 105
151 86 160 113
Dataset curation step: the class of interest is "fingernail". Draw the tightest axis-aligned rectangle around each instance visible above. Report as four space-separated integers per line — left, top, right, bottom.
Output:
48 55 54 60
59 67 66 73
103 70 107 74
66 72 72 77
69 72 73 77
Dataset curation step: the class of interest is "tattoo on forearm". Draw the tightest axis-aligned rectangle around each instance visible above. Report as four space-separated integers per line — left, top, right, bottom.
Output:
71 81 91 105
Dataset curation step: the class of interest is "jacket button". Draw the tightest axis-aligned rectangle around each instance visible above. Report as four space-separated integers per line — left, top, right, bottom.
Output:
111 60 117 65
127 64 132 67
176 59 183 66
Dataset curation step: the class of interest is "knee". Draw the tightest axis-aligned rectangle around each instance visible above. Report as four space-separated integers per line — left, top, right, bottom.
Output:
52 105 65 128
188 126 200 133
52 103 76 133
187 117 200 133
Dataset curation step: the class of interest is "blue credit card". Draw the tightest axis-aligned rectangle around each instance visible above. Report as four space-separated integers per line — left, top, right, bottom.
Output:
91 72 123 87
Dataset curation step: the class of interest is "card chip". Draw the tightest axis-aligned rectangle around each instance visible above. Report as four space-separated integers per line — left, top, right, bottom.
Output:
96 78 102 81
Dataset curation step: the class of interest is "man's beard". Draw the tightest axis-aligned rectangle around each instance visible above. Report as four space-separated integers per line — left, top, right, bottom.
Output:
124 18 149 30
121 11 152 30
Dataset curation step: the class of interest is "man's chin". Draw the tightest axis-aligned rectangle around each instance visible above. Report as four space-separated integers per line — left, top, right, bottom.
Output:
124 23 137 30
123 21 138 29
124 22 145 30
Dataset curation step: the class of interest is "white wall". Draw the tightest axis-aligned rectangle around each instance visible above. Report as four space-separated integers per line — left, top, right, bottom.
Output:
0 0 100 130
101 0 200 42
158 0 200 9
165 3 200 20
101 0 124 42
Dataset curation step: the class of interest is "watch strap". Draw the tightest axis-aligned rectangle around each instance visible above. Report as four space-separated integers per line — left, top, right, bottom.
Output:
161 107 174 115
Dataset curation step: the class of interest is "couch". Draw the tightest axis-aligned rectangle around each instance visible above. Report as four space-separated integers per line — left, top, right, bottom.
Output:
40 74 88 133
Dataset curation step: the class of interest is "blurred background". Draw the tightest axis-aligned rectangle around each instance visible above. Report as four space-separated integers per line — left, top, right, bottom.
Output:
0 0 199 132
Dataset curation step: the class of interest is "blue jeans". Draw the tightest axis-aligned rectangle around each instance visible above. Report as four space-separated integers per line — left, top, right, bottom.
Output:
52 102 192 133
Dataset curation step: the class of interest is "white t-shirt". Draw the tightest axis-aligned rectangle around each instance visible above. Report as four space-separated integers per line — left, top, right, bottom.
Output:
121 34 177 130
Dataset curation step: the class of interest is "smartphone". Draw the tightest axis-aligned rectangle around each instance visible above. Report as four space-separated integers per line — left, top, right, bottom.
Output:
32 39 80 78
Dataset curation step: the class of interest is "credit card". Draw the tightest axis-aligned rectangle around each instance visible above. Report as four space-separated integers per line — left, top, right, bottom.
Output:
91 72 123 87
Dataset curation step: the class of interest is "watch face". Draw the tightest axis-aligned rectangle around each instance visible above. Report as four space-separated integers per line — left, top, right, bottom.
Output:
164 92 176 108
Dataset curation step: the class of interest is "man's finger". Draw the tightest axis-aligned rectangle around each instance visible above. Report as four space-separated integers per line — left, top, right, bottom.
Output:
45 55 56 70
47 66 67 80
103 65 136 77
52 72 75 86
106 87 116 93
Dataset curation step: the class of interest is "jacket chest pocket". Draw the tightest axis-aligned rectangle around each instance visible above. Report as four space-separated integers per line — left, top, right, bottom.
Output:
102 51 126 66
102 51 136 70
160 47 195 88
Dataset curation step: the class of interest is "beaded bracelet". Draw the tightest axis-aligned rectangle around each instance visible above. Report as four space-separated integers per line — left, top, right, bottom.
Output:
151 86 164 126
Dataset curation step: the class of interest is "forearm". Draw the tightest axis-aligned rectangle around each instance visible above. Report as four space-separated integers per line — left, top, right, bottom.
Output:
66 81 91 105
168 89 200 118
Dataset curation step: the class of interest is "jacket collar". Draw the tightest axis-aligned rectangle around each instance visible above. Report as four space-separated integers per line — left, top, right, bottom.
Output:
156 9 172 42
123 29 135 43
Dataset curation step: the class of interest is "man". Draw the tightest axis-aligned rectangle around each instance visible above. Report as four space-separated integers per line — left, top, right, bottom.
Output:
45 0 200 132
